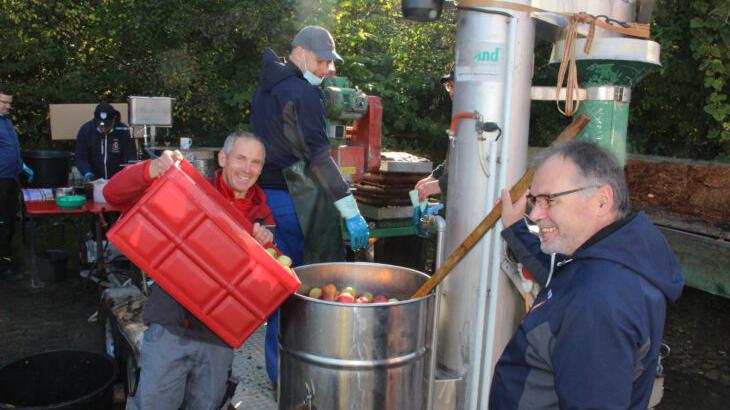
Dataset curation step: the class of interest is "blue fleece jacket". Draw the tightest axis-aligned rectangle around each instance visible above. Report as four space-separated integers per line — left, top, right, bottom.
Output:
250 48 349 201
491 212 684 410
0 116 22 179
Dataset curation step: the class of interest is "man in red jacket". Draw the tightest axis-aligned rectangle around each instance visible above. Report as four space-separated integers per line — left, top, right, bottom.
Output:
104 131 274 410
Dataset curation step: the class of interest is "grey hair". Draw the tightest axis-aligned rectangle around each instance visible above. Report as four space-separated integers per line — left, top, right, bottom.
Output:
0 84 12 96
533 140 631 219
221 130 265 160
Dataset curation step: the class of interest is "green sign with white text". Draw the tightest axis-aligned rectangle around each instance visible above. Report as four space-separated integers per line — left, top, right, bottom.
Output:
474 47 500 62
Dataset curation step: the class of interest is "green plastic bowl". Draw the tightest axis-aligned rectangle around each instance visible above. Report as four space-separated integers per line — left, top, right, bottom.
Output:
56 195 86 210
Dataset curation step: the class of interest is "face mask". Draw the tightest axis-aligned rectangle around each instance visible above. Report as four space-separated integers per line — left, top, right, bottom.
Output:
303 57 323 86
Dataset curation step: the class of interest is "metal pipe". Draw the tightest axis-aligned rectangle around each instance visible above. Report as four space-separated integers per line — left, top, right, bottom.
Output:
470 14 516 406
479 12 518 404
427 215 447 410
439 4 532 407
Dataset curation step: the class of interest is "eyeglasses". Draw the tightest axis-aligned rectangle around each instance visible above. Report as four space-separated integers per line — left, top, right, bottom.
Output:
527 185 601 209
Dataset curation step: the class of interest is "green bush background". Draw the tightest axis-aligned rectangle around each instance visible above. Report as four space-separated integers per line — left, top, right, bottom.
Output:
1 0 728 163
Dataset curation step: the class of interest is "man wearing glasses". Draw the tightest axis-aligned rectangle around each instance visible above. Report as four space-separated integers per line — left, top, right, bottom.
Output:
490 140 685 409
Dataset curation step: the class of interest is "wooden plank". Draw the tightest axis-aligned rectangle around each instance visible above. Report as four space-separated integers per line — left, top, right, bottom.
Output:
659 227 730 299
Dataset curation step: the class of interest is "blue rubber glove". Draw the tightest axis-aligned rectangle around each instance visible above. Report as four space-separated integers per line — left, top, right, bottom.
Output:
424 203 444 216
412 205 429 238
83 172 95 184
22 163 34 183
345 214 369 250
413 203 444 237
334 194 370 250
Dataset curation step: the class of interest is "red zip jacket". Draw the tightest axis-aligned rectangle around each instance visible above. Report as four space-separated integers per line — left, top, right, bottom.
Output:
104 160 275 244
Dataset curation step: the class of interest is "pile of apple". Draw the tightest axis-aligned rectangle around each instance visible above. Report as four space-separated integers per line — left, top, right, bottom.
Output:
265 247 296 277
305 284 399 304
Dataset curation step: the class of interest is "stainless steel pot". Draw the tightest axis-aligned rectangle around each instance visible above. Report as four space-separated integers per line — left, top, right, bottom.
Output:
279 262 435 410
190 159 218 178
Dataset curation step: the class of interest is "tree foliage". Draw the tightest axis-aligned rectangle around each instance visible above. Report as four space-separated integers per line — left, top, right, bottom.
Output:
1 0 728 161
0 0 297 149
329 0 456 161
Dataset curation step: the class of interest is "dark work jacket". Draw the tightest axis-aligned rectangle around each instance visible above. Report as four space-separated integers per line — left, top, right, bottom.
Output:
491 212 685 410
75 120 136 180
250 48 349 201
0 116 22 179
104 161 275 347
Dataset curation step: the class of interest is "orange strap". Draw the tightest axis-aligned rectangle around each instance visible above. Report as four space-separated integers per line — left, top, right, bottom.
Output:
554 13 592 116
457 1 649 116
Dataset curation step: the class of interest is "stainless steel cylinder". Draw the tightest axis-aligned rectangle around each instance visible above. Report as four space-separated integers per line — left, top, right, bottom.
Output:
279 262 435 410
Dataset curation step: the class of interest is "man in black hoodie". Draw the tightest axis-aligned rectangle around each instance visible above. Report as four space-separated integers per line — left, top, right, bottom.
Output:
251 25 370 385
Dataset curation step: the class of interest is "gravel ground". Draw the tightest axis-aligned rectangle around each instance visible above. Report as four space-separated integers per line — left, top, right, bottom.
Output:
1 263 728 409
656 287 730 409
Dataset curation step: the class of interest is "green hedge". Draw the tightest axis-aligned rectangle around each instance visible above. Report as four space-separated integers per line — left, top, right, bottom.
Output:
1 0 727 161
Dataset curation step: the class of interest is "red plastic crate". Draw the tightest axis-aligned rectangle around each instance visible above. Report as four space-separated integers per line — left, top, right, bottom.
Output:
107 160 300 348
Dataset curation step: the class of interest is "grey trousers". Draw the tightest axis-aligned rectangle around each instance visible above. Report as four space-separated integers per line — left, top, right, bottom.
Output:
126 323 234 410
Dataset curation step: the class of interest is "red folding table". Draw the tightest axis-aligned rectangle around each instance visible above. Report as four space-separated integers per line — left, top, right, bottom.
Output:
23 199 121 287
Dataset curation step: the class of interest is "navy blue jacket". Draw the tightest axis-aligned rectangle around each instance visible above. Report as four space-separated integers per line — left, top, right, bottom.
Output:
74 120 136 180
491 212 684 410
0 116 22 179
250 48 349 201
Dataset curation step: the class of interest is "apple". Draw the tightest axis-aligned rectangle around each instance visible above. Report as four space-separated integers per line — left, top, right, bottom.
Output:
277 255 292 267
373 295 389 303
322 284 337 300
355 296 370 304
321 292 335 301
357 291 374 302
336 293 355 303
265 247 277 258
341 286 357 298
308 287 322 299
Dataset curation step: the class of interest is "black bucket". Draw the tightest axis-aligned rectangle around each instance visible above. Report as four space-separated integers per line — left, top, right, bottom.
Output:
0 350 117 409
402 0 444 21
39 250 69 283
21 150 73 188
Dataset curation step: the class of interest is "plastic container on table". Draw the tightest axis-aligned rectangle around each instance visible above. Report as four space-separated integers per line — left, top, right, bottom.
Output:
55 195 86 210
106 160 301 348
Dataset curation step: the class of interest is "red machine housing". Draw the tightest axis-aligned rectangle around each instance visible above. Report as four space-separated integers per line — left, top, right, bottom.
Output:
331 96 382 183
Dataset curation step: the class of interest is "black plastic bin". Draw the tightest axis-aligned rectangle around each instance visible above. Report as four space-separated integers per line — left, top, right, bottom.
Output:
0 350 117 409
39 250 69 283
402 0 444 21
21 150 73 188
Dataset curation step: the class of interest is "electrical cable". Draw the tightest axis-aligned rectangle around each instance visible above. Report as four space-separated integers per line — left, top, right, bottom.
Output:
477 123 502 177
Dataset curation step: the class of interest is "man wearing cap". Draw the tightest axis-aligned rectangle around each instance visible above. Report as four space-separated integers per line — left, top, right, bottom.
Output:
250 25 370 385
75 102 137 182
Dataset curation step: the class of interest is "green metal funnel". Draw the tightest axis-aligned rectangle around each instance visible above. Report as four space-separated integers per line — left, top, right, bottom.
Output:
551 37 661 164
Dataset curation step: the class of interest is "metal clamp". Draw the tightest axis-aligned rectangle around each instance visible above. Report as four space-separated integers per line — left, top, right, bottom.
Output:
656 343 671 376
294 380 318 410
586 86 632 103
